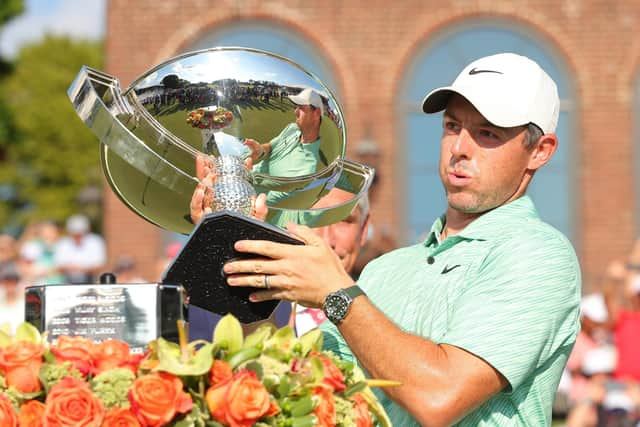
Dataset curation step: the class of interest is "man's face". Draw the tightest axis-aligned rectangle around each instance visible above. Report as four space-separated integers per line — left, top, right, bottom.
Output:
294 104 319 132
312 189 369 274
439 95 535 214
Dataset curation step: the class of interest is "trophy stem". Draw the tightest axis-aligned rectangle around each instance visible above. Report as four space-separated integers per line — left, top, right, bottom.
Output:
211 155 255 216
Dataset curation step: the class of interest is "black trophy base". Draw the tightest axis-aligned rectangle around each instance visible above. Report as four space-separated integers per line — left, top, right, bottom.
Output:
161 211 303 323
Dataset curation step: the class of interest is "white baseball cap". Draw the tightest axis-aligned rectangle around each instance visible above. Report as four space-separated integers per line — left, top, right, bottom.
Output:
288 88 324 115
422 53 560 134
66 214 90 234
580 293 608 322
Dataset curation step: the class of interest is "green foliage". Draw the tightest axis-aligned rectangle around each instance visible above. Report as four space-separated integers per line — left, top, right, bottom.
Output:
0 0 23 26
0 35 104 231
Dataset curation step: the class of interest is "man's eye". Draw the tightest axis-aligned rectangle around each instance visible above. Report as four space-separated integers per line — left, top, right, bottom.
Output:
478 129 500 140
444 121 460 132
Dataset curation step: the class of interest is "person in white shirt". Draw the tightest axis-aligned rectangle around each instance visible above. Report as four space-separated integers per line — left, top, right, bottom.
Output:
54 214 106 284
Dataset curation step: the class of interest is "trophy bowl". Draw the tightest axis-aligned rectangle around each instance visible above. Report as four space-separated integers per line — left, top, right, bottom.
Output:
68 47 374 323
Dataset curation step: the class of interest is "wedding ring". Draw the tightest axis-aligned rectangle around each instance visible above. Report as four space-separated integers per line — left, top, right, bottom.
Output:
264 274 271 289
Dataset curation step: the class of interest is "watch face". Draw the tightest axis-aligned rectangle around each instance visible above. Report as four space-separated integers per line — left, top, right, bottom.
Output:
324 292 350 324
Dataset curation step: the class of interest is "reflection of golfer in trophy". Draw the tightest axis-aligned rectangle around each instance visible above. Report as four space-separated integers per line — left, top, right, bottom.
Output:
67 47 373 324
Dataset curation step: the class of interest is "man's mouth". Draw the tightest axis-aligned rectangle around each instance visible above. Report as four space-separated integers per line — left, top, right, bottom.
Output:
447 170 472 186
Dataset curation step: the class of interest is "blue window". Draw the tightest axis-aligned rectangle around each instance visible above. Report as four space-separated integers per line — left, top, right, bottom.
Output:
401 24 576 244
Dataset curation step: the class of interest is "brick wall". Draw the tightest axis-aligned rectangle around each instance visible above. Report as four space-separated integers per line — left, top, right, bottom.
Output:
106 0 640 289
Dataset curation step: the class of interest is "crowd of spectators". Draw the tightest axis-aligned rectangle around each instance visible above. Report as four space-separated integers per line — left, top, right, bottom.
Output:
556 241 640 426
0 214 107 331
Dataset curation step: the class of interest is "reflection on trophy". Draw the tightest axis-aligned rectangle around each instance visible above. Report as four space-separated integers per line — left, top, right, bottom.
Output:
67 47 373 324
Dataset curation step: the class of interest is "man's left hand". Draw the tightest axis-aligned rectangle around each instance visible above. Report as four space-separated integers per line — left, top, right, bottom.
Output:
223 223 354 307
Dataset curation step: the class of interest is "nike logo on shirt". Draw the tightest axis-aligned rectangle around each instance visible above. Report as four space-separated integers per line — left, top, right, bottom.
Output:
441 264 461 274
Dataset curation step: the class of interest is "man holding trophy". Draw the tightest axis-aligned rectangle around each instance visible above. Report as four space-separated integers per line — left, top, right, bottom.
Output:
219 53 582 426
64 46 579 425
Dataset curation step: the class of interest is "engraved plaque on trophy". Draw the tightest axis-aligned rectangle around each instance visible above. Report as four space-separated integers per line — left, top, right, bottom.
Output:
67 47 374 323
25 283 184 353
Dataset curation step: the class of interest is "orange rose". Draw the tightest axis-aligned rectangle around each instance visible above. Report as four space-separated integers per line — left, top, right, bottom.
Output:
0 340 44 373
0 393 18 427
312 386 336 427
350 394 373 427
51 336 94 376
208 359 233 386
314 353 346 392
103 407 141 427
43 377 105 427
206 369 274 427
90 340 142 375
18 400 45 427
128 372 192 427
5 364 42 393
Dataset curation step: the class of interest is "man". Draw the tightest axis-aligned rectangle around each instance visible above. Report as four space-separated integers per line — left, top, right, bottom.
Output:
244 87 325 182
188 187 370 339
223 53 581 426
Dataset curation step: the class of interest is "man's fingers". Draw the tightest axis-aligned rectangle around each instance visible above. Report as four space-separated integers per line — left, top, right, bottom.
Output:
286 222 325 247
254 193 268 221
232 239 304 261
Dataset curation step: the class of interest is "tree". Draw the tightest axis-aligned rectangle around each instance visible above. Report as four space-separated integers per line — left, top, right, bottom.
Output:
0 36 103 232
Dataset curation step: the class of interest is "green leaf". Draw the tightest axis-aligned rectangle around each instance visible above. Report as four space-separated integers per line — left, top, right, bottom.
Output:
298 328 323 356
276 374 292 398
155 339 215 376
291 414 317 427
244 361 263 379
289 395 315 417
212 314 243 353
342 381 367 398
227 347 261 370
15 322 41 344
310 356 325 384
0 330 12 348
242 324 272 349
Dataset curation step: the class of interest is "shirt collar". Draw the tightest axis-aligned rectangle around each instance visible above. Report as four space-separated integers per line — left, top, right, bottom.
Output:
422 195 539 246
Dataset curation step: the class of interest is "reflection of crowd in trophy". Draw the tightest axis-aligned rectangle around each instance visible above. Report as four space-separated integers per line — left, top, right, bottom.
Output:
135 75 341 129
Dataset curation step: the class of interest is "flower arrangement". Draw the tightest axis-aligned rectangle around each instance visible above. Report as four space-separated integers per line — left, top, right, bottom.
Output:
186 107 234 130
0 316 392 426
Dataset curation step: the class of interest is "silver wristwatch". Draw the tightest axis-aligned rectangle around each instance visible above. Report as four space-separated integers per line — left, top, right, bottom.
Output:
322 285 366 325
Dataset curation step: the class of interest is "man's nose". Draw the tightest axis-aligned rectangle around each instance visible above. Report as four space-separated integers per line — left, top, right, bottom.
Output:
451 128 473 159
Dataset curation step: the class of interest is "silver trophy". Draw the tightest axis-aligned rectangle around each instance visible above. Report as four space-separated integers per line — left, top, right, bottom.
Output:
67 48 373 323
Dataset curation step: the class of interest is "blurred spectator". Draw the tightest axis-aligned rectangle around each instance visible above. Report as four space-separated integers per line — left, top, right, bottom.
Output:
113 255 147 283
565 293 611 404
0 263 25 333
0 233 18 272
54 214 106 284
603 259 640 383
566 346 617 427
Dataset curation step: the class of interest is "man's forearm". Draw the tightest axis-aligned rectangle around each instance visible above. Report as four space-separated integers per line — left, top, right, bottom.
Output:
337 297 505 426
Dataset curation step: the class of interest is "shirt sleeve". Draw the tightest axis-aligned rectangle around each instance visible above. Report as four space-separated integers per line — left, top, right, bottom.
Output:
440 231 581 392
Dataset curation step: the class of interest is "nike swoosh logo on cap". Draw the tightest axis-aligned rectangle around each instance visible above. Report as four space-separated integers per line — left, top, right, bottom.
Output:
468 67 503 75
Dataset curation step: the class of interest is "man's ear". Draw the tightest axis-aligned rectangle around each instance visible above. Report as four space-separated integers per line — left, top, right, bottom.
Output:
527 134 558 171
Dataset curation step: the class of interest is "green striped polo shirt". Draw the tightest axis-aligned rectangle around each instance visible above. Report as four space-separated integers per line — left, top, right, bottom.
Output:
254 123 322 208
321 195 581 426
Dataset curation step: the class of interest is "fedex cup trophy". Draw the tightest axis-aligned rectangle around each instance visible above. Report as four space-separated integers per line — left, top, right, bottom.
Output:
66 48 373 324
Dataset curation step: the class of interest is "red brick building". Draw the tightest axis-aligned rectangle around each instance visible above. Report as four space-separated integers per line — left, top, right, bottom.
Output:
105 0 640 290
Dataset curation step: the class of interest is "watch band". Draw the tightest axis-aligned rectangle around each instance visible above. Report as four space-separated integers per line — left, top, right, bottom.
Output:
344 285 365 299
